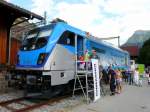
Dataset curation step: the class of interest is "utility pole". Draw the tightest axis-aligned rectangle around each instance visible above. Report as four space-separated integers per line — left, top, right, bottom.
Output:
44 11 47 25
118 36 120 47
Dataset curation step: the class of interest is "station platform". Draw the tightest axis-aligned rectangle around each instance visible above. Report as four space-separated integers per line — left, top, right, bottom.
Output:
71 78 150 112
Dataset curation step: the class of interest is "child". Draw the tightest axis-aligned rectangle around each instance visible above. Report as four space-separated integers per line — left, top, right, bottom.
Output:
78 55 85 70
139 75 143 87
115 69 122 93
148 72 150 85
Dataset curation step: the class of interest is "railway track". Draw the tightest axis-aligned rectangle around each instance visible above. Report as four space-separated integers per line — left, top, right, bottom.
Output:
0 95 71 112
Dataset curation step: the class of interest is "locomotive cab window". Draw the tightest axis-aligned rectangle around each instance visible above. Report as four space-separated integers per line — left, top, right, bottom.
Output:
58 31 75 46
20 26 53 51
36 29 52 49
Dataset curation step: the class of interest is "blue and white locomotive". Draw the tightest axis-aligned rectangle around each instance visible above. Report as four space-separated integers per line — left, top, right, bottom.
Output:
16 19 130 95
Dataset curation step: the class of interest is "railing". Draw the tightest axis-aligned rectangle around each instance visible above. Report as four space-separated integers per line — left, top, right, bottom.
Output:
76 60 92 71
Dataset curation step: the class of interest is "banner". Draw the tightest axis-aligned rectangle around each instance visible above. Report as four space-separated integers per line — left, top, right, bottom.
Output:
91 59 100 102
138 64 145 74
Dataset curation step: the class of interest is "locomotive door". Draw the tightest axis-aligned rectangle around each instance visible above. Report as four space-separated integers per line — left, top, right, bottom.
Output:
77 35 85 56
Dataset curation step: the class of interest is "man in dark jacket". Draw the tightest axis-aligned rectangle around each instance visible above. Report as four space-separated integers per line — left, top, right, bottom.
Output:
108 66 116 95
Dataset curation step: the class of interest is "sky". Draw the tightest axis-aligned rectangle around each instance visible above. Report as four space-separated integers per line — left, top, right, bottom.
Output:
5 0 150 46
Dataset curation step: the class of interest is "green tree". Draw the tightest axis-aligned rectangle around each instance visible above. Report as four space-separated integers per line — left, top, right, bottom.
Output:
138 38 150 65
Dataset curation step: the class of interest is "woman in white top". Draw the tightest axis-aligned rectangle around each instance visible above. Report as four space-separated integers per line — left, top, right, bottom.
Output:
134 68 139 86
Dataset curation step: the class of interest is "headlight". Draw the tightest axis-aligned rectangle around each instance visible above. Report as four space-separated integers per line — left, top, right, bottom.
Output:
37 53 48 65
27 75 36 85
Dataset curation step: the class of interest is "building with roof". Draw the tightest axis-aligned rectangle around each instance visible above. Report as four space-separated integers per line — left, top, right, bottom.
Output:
121 30 150 61
121 45 139 60
0 0 44 68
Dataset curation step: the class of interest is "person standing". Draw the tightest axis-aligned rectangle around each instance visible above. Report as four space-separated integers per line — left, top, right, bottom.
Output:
84 50 90 61
130 65 135 85
99 65 105 96
139 74 143 87
116 69 122 93
84 50 92 70
90 49 99 70
108 66 116 95
99 65 103 81
148 71 150 85
134 68 139 86
102 69 109 84
124 70 129 83
91 49 99 59
78 55 85 70
129 70 134 85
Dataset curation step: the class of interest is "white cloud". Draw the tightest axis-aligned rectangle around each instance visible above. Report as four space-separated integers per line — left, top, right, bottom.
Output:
5 0 10 2
55 2 102 30
31 0 150 46
104 0 150 43
105 0 150 15
31 0 54 17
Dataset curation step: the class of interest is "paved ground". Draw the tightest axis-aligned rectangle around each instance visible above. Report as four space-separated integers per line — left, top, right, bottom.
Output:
71 78 150 112
1 79 150 112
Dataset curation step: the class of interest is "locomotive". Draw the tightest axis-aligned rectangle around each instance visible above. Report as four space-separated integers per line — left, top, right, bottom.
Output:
15 19 130 96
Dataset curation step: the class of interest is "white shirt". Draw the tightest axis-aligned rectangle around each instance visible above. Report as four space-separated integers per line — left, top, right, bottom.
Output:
134 70 139 79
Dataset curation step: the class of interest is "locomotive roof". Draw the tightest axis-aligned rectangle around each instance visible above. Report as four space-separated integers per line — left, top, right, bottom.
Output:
89 35 128 54
33 22 129 55
60 22 128 55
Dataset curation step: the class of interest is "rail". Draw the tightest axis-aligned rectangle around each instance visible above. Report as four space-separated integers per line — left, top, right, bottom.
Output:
0 95 71 112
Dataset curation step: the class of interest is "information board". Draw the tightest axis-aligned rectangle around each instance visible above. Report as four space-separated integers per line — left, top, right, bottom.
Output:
91 59 100 102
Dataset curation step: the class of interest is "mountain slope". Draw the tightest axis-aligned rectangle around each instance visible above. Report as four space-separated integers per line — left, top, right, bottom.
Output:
123 30 150 47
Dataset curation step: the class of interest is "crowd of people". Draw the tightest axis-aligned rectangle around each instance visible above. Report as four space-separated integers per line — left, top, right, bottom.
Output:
122 67 150 86
104 66 150 96
77 49 150 97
